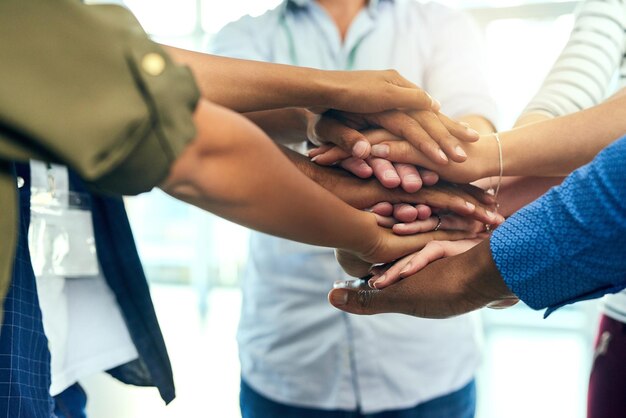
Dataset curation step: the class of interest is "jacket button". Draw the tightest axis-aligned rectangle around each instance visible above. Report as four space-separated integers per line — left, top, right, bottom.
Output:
142 53 166 76
17 176 25 189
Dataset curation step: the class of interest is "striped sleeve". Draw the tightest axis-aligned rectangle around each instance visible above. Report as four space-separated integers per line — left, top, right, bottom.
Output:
522 0 626 117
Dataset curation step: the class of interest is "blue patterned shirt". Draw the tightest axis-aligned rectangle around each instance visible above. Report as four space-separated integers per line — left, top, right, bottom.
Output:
491 135 626 316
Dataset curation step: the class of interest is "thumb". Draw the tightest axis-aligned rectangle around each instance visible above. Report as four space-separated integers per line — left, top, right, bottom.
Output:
328 283 410 315
316 117 371 159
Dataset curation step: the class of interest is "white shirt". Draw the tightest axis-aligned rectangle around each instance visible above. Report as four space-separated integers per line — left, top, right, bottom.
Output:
211 0 497 413
29 161 138 396
521 0 626 323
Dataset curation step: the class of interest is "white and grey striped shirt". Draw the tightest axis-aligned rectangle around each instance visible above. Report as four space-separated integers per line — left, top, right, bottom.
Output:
523 0 626 116
522 0 626 322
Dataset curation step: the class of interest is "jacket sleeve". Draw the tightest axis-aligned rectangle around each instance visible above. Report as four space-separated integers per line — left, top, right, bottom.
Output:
490 135 626 315
0 0 200 195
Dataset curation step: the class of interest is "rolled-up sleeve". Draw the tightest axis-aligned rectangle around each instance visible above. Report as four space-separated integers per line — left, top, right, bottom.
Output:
490 135 626 315
0 0 200 195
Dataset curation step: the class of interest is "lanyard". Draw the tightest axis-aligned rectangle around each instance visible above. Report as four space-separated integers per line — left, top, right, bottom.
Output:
279 12 366 70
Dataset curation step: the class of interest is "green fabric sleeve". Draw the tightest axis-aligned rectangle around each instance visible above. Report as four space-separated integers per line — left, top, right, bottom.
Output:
0 0 200 194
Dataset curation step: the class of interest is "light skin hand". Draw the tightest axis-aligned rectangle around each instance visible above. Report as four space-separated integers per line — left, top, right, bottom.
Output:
329 239 519 319
310 128 486 184
353 95 626 181
335 229 480 278
369 202 432 228
369 238 483 289
311 143 440 192
308 108 480 166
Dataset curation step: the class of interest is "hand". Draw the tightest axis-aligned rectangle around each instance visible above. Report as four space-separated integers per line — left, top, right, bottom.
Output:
308 109 479 166
323 69 439 114
315 163 503 226
312 130 495 184
329 240 519 319
369 202 433 226
311 144 440 192
369 238 483 289
336 227 480 278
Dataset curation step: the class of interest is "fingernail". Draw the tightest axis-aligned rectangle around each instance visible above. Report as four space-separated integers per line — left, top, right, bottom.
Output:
460 122 471 128
330 290 348 306
422 172 438 184
404 174 421 185
399 263 412 276
311 155 320 163
438 149 448 162
455 145 467 158
496 214 505 224
467 128 480 137
371 144 390 158
383 170 399 180
427 93 435 107
486 210 496 220
373 275 386 288
307 148 318 157
465 201 476 211
432 99 441 111
368 278 377 289
353 141 369 158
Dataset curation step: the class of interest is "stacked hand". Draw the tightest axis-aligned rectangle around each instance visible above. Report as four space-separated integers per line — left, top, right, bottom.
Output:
309 126 496 185
304 95 507 303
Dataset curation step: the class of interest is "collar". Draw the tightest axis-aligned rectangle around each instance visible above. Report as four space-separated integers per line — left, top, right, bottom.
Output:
284 0 387 16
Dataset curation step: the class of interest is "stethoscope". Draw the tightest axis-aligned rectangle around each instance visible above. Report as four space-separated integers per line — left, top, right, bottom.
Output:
278 9 366 70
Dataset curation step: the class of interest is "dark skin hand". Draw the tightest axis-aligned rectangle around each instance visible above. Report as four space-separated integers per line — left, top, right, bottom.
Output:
282 147 503 226
328 239 519 319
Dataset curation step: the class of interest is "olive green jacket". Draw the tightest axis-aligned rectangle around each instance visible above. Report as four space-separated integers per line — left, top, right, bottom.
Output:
0 0 200 327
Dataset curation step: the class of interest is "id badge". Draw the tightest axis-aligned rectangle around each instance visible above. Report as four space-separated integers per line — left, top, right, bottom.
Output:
28 161 99 278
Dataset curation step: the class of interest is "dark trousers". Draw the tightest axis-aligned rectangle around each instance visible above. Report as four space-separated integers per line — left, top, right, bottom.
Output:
240 378 476 418
53 383 87 418
587 314 626 418
54 383 87 418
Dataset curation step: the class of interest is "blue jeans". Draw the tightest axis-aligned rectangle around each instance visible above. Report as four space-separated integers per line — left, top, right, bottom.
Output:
240 378 476 418
53 383 88 418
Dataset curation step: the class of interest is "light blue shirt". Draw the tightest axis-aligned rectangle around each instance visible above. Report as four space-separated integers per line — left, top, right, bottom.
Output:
211 0 497 412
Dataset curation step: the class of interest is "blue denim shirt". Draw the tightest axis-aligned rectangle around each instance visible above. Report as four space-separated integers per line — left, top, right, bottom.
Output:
491 135 626 316
0 164 174 417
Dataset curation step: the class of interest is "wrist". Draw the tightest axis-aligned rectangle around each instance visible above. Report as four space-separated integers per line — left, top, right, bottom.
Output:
474 134 501 179
312 70 348 109
344 210 381 256
460 240 517 309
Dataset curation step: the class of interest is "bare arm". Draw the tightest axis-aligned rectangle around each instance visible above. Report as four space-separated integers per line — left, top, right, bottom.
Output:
355 94 626 183
163 46 435 114
159 99 469 265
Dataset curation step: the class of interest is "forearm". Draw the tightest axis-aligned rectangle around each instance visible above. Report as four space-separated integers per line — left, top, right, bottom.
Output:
473 176 563 217
490 136 626 311
458 114 495 134
163 46 334 113
487 96 626 178
244 108 311 144
281 146 378 207
161 100 375 252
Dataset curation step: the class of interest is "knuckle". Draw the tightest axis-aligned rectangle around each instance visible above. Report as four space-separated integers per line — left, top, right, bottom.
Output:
357 289 376 309
339 132 356 147
386 68 400 78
